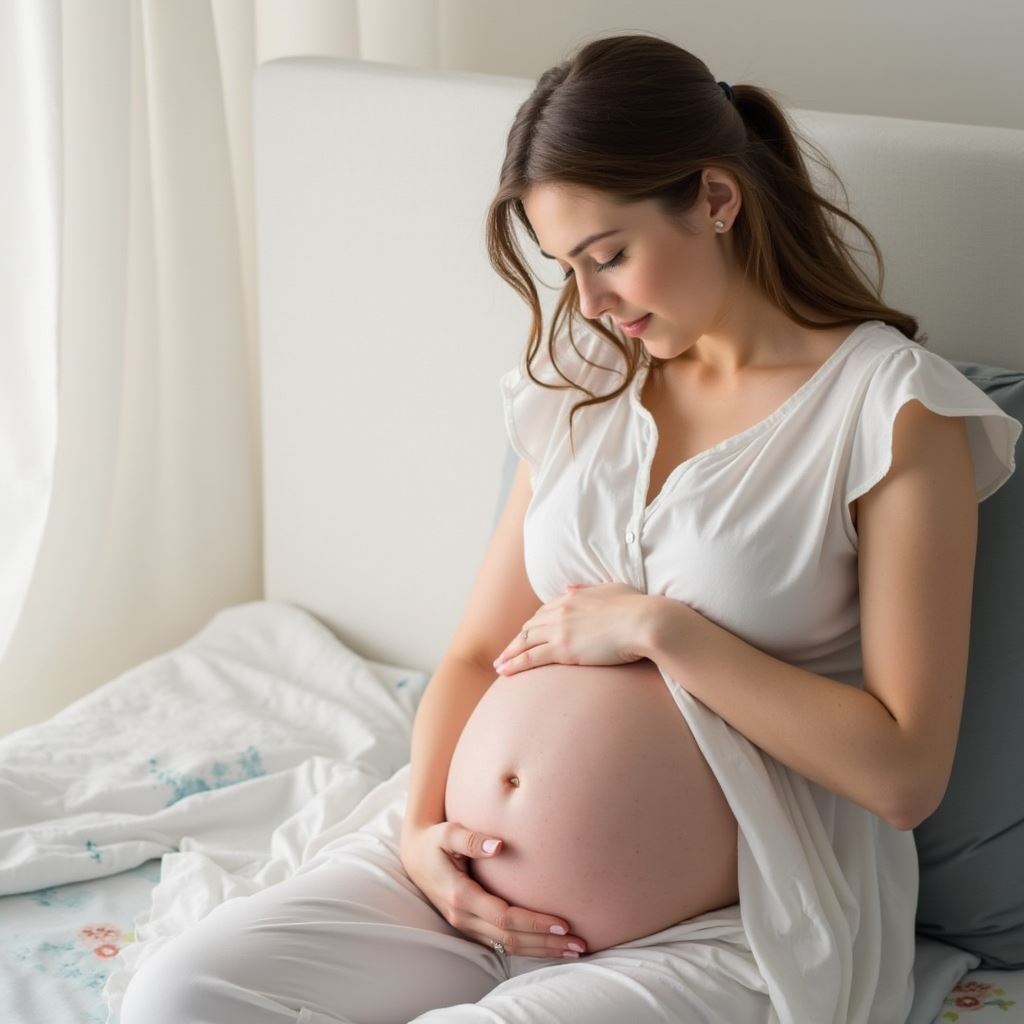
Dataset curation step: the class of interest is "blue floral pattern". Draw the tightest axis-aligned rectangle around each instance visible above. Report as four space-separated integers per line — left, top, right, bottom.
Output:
149 745 266 807
1 858 162 1023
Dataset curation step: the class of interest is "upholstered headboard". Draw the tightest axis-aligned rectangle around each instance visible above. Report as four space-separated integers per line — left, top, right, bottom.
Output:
252 55 1024 674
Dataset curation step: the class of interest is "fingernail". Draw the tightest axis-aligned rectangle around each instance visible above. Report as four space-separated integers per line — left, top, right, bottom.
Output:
567 941 585 952
549 925 567 935
482 838 500 853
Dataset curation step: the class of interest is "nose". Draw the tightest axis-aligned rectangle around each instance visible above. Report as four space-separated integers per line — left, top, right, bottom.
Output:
574 277 615 321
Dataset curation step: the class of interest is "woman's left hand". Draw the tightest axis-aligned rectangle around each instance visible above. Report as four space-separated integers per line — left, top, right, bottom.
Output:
492 583 651 675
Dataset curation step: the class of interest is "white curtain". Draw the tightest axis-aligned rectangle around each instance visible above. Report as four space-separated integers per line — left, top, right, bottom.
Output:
0 0 444 736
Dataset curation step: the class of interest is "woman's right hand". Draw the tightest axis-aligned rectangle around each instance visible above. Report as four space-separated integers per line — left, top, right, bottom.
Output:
399 820 588 959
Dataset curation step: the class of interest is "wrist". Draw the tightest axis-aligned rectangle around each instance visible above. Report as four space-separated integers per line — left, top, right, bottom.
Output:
401 814 441 841
402 816 433 837
635 594 672 660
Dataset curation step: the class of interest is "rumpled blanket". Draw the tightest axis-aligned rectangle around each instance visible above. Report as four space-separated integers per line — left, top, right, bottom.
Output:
0 599 977 1023
0 600 428 1021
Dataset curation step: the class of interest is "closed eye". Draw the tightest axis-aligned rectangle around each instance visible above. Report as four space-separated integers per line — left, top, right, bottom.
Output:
562 250 627 283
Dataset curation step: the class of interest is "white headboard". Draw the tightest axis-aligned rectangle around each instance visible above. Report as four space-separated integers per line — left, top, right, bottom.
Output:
252 55 1024 674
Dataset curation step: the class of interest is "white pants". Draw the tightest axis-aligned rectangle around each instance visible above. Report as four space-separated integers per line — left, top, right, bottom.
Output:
117 765 771 1023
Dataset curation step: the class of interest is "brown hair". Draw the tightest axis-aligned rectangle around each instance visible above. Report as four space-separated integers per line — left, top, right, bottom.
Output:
484 32 928 455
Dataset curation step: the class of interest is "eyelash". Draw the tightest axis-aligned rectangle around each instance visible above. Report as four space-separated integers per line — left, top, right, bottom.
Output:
561 250 627 282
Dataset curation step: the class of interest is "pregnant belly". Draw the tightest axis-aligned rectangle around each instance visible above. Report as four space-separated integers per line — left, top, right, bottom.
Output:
443 659 740 954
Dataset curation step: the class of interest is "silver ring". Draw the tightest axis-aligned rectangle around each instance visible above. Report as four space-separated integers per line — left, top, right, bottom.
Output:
490 939 507 956
520 629 529 641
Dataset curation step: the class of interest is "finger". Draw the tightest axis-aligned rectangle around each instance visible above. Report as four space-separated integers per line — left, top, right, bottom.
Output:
482 928 588 960
495 612 552 668
468 883 585 952
495 643 542 675
504 905 588 957
468 893 588 958
494 629 530 669
448 823 503 859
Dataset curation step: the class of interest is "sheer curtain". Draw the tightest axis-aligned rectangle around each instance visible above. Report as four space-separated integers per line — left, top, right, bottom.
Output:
0 0 443 736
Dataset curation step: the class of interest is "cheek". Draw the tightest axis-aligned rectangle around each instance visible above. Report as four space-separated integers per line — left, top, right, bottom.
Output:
649 247 719 311
635 261 682 311
625 259 672 308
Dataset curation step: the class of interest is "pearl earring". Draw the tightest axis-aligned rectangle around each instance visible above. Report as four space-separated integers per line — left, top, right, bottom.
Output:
714 219 726 232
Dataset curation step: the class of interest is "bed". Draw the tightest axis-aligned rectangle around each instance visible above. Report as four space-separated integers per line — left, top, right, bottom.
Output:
1 54 1022 1023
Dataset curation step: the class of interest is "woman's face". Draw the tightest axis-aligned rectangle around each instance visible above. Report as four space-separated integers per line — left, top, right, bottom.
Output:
521 173 740 358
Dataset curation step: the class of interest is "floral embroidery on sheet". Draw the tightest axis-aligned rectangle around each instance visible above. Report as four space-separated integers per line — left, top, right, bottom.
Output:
940 977 1017 1019
148 744 266 806
2 859 162 1023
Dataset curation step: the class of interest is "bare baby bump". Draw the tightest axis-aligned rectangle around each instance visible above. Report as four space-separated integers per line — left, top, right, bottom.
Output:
443 660 740 954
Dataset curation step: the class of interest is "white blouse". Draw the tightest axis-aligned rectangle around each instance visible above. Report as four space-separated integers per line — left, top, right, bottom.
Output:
501 317 1019 682
498 317 1021 1023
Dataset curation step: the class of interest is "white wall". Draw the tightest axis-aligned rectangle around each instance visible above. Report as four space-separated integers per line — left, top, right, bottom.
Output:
257 0 1022 131
444 1 1023 131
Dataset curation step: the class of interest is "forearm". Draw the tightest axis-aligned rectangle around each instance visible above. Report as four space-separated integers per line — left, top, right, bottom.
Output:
401 653 496 839
636 596 921 830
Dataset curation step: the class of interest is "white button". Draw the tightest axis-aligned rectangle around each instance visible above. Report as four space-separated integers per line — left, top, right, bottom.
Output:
625 529 636 544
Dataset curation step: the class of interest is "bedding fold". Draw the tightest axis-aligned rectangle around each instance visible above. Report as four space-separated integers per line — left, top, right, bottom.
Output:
0 599 980 1023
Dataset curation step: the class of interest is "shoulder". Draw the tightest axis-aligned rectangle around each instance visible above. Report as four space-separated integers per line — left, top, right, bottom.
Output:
844 331 1021 521
851 399 972 530
500 320 629 478
852 395 974 537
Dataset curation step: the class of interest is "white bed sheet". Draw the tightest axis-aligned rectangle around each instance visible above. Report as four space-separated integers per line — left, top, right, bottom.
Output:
4 861 1021 1024
1 858 162 1023
0 600 1018 1023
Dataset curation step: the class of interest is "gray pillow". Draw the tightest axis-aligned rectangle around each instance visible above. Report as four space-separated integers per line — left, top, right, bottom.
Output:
913 359 1024 969
490 360 1024 969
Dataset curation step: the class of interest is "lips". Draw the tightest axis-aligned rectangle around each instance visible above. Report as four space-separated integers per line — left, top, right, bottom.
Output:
618 314 649 329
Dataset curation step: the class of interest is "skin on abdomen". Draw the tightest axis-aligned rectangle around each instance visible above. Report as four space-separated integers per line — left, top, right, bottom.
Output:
443 660 740 954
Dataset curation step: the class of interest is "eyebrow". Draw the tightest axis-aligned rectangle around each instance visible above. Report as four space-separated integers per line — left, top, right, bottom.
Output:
538 229 622 260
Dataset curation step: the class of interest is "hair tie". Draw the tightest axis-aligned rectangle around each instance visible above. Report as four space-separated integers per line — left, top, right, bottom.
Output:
717 80 736 105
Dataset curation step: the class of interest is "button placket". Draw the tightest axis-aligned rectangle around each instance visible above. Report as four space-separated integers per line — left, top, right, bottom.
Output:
626 381 652 591
627 520 646 592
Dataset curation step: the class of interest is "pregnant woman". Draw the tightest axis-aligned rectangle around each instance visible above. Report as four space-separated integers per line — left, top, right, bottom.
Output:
119 33 1019 1024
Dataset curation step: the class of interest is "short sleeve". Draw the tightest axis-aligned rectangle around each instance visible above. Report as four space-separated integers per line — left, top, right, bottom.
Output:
499 322 623 486
846 344 1023 506
498 364 563 487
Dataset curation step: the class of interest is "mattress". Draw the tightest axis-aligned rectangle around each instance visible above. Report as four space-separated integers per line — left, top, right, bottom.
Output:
1 600 1019 1024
